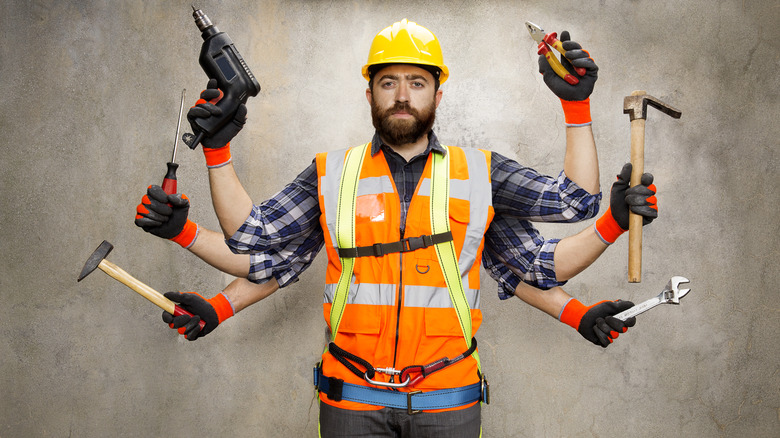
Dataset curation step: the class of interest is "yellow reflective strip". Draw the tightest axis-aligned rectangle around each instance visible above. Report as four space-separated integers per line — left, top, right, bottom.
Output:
430 148 472 341
330 143 369 340
431 146 481 371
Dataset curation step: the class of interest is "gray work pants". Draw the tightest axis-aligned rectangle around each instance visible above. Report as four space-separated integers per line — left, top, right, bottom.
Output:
319 401 481 438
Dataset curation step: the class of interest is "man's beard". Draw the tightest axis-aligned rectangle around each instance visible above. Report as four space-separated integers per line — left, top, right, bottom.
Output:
371 99 436 147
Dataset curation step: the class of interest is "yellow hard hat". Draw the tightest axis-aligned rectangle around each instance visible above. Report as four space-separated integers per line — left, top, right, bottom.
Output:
362 18 449 84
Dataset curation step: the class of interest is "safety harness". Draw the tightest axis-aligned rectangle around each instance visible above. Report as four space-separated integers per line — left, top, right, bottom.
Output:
314 143 489 412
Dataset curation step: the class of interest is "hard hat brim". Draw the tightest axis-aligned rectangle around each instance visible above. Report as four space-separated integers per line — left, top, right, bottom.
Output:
362 61 449 84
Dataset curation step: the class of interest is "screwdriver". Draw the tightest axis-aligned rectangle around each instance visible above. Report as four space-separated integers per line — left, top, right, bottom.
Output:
162 89 187 195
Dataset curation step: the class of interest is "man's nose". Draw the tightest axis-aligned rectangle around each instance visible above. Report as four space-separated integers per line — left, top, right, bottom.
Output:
395 83 409 103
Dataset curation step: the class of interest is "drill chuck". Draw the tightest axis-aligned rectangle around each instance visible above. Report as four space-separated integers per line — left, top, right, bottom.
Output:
192 6 213 32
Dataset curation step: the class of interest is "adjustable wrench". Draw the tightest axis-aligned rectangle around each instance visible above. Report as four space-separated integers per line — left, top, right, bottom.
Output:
614 276 691 321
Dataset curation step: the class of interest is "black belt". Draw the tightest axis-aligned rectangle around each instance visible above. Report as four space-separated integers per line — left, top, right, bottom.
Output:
337 232 453 258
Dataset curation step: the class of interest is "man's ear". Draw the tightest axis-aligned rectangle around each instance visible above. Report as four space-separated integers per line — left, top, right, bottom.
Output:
366 87 373 105
434 89 443 108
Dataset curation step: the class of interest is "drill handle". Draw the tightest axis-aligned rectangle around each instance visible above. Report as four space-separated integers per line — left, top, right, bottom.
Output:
187 90 244 149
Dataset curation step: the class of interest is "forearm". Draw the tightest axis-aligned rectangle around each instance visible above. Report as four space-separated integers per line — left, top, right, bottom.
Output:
207 162 254 238
552 225 608 282
513 282 572 318
222 276 279 313
563 125 599 194
187 227 250 277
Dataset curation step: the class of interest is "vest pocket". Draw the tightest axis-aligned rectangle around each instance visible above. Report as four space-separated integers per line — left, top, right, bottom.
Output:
336 304 381 335
423 307 464 337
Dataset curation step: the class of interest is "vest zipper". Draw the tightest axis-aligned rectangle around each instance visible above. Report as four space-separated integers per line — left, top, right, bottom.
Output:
390 240 404 382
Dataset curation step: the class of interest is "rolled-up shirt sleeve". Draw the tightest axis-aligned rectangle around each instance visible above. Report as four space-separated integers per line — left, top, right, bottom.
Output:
483 216 562 298
484 152 602 298
490 152 601 222
227 161 325 287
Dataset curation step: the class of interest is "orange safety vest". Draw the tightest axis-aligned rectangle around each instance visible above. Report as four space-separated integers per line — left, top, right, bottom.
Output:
315 143 494 411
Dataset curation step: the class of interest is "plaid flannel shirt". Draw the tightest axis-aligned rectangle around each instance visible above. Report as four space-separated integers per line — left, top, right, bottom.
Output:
227 131 601 299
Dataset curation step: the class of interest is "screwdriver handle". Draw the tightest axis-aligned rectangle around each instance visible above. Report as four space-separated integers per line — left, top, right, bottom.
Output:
162 162 179 195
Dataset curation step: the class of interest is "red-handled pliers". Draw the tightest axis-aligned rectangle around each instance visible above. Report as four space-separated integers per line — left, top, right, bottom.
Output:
525 21 586 85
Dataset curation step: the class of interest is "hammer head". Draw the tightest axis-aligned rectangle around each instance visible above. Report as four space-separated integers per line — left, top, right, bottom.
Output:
78 240 114 282
623 90 682 121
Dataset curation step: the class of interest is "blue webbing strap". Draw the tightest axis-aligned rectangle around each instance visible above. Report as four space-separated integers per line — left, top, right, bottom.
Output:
314 367 483 413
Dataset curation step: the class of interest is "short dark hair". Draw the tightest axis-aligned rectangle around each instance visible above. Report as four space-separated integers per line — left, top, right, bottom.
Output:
367 63 441 92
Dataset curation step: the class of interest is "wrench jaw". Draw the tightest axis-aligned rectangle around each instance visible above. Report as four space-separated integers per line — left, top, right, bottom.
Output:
666 276 691 304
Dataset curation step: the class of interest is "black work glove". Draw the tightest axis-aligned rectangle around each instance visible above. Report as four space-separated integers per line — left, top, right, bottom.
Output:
134 185 190 239
186 78 247 149
162 292 219 341
578 300 636 347
539 31 598 101
609 163 658 229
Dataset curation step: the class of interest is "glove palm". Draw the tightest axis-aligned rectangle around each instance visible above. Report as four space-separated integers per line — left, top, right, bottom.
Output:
186 78 247 149
539 31 598 102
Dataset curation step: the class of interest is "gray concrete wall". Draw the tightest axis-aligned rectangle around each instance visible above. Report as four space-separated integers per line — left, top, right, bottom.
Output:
1 0 777 436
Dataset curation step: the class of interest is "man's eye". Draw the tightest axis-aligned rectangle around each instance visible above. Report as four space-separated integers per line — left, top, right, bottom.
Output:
412 81 424 87
381 81 395 88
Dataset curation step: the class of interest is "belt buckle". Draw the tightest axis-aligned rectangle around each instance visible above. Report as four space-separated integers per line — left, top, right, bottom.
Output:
481 375 490 404
407 390 422 415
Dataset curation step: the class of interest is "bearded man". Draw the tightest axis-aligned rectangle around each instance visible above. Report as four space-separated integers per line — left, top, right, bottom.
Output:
134 18 657 437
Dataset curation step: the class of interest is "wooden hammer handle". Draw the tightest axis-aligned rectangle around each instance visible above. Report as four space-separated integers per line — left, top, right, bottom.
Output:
628 118 646 283
98 259 176 313
97 259 206 329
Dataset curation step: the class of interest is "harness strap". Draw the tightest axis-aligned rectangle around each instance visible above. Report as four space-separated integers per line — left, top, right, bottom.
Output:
328 342 376 379
328 338 477 385
314 367 486 414
431 147 482 371
400 338 477 386
329 144 369 340
337 231 453 258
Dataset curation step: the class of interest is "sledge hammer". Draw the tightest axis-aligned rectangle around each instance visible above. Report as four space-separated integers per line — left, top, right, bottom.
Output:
623 91 681 283
78 240 204 329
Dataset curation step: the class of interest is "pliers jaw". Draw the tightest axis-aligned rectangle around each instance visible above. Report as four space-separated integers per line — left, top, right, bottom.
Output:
524 21 547 44
525 21 583 85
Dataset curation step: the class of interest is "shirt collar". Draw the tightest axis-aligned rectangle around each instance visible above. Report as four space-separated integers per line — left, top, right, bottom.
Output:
370 131 446 158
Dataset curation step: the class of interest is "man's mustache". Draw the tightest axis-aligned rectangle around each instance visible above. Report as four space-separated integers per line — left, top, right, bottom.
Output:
388 102 418 116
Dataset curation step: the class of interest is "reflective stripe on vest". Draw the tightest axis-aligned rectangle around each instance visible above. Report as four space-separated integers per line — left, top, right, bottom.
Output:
324 283 481 309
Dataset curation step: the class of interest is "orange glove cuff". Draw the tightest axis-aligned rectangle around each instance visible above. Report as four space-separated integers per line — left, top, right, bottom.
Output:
594 207 626 244
560 98 592 126
559 298 587 330
207 292 235 324
203 143 232 168
171 219 198 248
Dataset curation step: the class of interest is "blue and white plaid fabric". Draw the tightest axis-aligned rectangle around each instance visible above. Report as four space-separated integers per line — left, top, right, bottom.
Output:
228 131 601 297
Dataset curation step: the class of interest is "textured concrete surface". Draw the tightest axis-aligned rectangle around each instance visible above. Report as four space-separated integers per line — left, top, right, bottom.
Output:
1 0 778 437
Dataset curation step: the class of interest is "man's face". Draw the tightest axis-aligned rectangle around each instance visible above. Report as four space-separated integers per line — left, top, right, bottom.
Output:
367 64 443 147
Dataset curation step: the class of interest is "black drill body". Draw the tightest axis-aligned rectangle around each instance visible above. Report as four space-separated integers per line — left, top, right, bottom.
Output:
189 8 261 149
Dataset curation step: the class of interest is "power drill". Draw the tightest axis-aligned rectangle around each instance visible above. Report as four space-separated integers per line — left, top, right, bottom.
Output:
187 7 261 149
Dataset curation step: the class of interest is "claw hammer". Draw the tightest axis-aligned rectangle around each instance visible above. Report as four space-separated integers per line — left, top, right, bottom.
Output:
623 91 681 282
